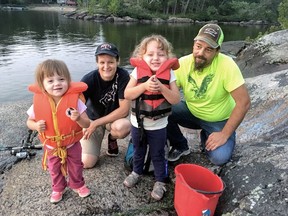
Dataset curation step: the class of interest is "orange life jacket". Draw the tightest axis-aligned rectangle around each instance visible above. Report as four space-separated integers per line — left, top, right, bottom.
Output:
28 82 87 176
130 58 179 120
29 82 87 148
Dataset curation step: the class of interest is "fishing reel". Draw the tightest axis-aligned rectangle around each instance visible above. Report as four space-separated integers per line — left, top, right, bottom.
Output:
1 129 42 160
10 148 36 159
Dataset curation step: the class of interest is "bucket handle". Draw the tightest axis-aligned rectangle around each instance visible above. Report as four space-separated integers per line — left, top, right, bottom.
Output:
176 174 226 195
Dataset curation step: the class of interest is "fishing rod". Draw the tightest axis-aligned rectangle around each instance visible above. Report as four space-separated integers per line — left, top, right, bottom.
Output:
0 129 42 159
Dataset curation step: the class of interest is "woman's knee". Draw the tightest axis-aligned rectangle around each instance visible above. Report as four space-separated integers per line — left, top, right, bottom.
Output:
81 154 99 169
111 119 131 138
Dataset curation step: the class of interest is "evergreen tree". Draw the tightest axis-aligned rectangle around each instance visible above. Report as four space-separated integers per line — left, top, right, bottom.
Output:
278 0 288 29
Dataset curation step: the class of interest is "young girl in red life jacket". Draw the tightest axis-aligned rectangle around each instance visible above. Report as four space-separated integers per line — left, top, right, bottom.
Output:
26 59 91 203
123 35 181 200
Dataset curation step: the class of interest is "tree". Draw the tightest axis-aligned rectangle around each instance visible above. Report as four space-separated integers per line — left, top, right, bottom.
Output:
278 0 288 29
108 0 122 15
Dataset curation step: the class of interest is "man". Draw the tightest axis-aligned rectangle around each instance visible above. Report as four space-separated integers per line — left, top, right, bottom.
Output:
80 42 131 168
167 24 251 165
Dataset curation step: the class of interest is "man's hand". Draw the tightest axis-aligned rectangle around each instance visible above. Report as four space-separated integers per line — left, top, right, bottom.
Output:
205 131 228 151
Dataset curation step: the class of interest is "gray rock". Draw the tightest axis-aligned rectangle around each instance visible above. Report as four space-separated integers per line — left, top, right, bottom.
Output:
167 17 194 23
0 29 288 215
236 29 288 78
221 41 250 58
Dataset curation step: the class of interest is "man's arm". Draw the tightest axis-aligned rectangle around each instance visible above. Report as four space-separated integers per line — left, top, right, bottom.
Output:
206 84 251 151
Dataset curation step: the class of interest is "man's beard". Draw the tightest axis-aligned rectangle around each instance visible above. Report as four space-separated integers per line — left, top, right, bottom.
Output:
194 56 207 70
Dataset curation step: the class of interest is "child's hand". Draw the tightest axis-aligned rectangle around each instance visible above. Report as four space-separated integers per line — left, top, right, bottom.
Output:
146 75 160 92
67 108 80 122
36 120 46 133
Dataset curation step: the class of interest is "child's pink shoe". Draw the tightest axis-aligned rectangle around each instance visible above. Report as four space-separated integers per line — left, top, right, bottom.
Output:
73 185 90 198
50 191 63 203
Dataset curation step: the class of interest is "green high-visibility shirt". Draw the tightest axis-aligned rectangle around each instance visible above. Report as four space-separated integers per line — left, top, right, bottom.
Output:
175 53 245 122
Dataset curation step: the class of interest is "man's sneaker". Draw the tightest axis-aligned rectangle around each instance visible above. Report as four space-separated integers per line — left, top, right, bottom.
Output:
106 134 119 156
151 181 166 200
73 185 91 198
123 171 140 188
168 147 191 162
50 191 63 203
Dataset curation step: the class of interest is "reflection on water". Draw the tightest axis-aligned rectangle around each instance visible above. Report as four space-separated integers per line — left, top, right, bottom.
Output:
0 10 269 103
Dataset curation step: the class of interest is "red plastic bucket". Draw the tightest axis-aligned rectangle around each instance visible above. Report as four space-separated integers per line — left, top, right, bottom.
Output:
174 164 225 216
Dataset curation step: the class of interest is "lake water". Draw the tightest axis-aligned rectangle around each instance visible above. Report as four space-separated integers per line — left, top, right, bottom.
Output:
0 10 269 103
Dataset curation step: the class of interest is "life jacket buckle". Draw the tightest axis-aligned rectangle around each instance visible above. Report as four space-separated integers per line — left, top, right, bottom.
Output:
50 135 65 142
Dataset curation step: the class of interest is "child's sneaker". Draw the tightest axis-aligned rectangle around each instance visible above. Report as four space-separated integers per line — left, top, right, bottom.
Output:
123 171 140 188
73 185 91 198
50 191 63 203
106 134 119 156
151 181 166 200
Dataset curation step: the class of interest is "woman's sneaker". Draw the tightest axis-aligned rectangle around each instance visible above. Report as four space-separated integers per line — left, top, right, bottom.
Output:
106 134 119 156
73 185 91 198
123 171 140 188
151 182 166 200
50 191 63 203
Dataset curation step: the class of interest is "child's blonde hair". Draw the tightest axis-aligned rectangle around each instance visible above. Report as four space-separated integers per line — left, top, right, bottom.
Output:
132 34 175 59
35 59 71 91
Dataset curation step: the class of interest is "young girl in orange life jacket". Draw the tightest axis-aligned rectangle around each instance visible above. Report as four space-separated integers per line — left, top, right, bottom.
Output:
123 35 181 200
26 59 91 203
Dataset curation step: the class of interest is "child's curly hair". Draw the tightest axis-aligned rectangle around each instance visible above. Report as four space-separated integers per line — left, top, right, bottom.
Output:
132 34 175 59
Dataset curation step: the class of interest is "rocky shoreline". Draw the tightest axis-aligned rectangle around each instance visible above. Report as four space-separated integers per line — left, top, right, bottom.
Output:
0 17 287 216
63 10 270 26
24 4 270 26
28 4 77 13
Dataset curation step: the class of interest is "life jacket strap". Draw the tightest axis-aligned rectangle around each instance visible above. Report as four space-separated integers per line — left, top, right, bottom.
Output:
131 107 172 119
141 94 165 100
41 146 68 176
138 76 169 86
44 130 82 142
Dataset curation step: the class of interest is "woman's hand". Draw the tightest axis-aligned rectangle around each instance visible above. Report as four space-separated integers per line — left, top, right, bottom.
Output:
83 120 97 140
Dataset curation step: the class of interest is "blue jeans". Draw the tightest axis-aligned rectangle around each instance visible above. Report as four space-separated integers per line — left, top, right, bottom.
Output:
167 101 236 165
131 126 168 182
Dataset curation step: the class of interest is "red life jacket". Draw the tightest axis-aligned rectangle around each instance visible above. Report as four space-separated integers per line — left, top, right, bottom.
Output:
130 58 179 120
